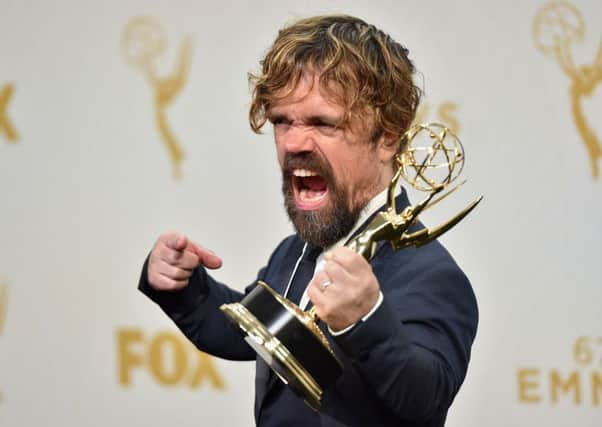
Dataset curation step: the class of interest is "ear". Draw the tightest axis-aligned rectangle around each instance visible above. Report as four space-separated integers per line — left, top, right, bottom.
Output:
376 132 399 163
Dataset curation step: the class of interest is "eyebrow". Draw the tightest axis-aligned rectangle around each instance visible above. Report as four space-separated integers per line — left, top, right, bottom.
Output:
306 115 340 126
266 112 287 123
266 112 342 127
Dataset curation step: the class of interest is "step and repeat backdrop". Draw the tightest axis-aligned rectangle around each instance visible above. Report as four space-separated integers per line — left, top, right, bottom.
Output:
0 0 600 426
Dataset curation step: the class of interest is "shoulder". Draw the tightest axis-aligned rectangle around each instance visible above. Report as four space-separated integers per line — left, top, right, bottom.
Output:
259 234 305 279
373 236 462 277
374 237 477 319
268 234 304 260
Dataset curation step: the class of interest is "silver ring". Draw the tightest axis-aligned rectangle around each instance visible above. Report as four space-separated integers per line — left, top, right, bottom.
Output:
320 279 332 291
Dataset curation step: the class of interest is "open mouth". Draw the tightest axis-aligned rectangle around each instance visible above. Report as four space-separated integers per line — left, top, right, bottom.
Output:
292 168 329 210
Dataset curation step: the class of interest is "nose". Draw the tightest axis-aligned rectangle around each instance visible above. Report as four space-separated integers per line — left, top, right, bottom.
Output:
280 125 316 154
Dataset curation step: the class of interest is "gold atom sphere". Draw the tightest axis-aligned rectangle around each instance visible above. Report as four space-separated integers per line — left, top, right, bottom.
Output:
399 123 465 192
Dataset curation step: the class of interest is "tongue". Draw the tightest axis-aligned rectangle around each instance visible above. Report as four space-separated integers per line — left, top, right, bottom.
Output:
303 176 327 191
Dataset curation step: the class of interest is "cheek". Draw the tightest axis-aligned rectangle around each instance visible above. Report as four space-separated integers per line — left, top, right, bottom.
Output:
335 151 366 176
345 153 380 187
275 141 286 167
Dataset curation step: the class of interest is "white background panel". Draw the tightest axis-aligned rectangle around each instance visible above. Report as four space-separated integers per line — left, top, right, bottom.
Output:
0 0 600 426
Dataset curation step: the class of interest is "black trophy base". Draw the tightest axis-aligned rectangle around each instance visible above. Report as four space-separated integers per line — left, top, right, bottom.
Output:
220 281 342 410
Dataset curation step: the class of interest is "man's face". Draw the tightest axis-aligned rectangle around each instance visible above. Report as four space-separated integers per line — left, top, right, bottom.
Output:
267 74 396 248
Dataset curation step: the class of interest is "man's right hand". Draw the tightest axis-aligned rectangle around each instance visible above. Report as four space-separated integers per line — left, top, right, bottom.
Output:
147 232 223 291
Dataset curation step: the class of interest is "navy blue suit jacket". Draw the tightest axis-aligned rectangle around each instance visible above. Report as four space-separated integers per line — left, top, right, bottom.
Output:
139 189 478 426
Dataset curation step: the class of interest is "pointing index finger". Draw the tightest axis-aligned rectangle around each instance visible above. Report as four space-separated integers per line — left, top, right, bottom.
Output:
189 242 223 269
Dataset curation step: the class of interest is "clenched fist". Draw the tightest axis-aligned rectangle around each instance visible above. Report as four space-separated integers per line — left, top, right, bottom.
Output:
307 246 380 332
147 232 223 291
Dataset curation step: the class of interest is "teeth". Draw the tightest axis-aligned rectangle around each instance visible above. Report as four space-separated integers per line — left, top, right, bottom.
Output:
293 169 318 177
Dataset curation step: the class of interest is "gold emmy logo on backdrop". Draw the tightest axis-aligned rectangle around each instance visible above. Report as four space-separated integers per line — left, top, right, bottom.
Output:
121 17 192 179
0 83 19 143
533 1 602 179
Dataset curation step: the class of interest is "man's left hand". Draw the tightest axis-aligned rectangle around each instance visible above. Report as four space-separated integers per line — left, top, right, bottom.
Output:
307 246 380 332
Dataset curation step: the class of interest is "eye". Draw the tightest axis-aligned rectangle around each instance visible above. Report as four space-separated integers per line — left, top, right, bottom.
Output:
308 118 333 128
313 120 340 136
269 116 289 125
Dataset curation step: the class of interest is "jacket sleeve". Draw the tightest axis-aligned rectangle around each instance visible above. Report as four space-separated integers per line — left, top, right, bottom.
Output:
332 247 478 421
138 255 261 361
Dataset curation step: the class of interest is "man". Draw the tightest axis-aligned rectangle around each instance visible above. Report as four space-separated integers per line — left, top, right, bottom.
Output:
139 14 478 427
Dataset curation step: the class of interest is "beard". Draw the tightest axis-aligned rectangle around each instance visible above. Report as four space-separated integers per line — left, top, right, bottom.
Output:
282 152 365 249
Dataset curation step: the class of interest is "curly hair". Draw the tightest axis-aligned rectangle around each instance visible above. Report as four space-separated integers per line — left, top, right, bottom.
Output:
249 14 421 145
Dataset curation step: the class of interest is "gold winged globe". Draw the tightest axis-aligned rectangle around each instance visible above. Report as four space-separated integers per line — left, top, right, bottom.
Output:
221 122 483 410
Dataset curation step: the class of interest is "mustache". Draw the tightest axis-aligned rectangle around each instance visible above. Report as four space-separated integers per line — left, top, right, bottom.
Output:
282 152 333 182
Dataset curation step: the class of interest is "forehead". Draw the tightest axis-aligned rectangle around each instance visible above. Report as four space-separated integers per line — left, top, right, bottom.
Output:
268 73 344 117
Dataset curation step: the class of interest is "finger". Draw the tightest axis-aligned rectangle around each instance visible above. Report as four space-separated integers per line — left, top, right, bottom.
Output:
326 247 369 275
190 242 223 269
323 259 353 287
178 249 201 270
308 271 331 293
157 262 195 281
157 271 189 290
155 234 187 264
166 233 188 251
158 243 186 264
307 278 328 312
160 247 199 269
